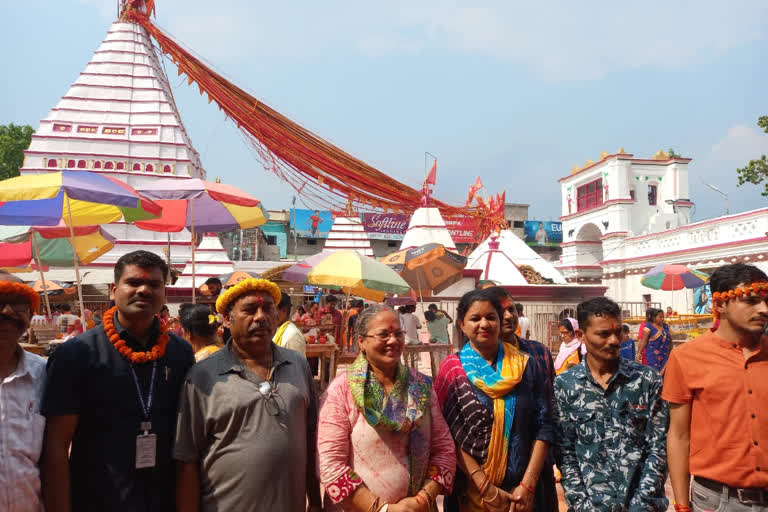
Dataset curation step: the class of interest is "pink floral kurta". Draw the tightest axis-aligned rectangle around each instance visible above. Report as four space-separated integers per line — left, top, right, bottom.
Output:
318 371 455 510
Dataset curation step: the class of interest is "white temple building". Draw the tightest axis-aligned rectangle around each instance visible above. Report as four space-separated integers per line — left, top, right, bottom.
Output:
173 234 233 288
400 207 457 251
557 149 768 311
19 6 203 269
323 215 374 256
467 231 568 285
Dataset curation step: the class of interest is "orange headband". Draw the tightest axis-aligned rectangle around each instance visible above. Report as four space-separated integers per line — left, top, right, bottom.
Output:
710 281 768 331
0 281 41 312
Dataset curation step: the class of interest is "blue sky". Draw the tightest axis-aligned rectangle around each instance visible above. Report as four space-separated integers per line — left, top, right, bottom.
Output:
2 0 766 221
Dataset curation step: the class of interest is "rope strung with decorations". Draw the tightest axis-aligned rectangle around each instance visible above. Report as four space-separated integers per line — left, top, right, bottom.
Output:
121 4 478 220
710 282 768 331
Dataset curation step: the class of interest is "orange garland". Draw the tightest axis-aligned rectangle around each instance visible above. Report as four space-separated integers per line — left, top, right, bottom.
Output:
102 306 169 364
710 282 768 331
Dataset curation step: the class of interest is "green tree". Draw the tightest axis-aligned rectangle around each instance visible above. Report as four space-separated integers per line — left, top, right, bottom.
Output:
736 115 768 197
0 123 34 180
668 148 681 158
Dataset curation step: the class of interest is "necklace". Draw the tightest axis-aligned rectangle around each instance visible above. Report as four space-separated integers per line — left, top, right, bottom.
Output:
103 306 169 364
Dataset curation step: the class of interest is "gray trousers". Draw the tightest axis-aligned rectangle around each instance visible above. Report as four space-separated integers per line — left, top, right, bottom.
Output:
692 479 768 512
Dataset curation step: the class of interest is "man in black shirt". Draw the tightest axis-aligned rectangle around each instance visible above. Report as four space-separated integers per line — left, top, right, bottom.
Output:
41 250 195 512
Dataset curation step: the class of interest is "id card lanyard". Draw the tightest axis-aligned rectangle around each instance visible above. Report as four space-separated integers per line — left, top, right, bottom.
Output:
130 361 158 469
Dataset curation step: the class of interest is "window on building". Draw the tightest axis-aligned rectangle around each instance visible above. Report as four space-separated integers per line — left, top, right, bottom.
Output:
512 220 524 228
387 241 397 247
47 159 58 168
146 164 154 173
266 235 277 245
93 161 102 169
116 162 125 170
67 159 76 168
648 184 657 206
576 178 603 211
132 163 142 172
629 186 635 200
105 161 114 169
306 238 317 245
77 160 86 169
163 165 172 173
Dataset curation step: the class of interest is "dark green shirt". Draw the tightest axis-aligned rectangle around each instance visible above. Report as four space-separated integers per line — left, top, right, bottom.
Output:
553 358 669 512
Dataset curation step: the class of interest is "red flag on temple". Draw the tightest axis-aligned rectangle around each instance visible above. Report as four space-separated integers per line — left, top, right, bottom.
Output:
425 159 437 186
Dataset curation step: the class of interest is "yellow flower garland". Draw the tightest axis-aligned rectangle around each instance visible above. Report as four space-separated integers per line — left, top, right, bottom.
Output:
215 278 281 314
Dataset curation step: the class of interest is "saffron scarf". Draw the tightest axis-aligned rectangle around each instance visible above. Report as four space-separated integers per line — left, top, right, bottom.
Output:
273 320 291 347
347 354 432 496
459 341 528 487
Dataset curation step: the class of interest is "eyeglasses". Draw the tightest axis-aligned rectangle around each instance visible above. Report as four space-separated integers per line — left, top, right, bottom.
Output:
364 330 406 342
257 381 281 416
0 302 30 314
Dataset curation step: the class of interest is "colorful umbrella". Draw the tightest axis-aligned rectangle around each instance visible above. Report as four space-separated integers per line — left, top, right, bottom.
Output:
0 223 116 318
641 264 709 291
218 271 257 289
31 279 63 293
136 179 267 302
380 243 467 296
283 251 410 302
0 170 162 226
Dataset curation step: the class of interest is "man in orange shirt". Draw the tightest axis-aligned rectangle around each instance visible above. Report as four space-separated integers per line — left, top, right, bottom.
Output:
664 263 768 511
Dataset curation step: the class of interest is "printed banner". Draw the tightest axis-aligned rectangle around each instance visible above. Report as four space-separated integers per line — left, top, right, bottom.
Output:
693 284 712 315
445 216 478 244
362 213 409 240
290 208 333 238
523 220 562 247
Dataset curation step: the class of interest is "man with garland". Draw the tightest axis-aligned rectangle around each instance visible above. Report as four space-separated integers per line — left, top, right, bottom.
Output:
41 251 195 512
174 278 322 512
0 271 47 512
665 263 768 512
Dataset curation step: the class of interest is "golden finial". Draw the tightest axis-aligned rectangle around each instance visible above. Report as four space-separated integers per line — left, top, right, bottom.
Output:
617 147 626 154
585 159 594 167
571 165 581 174
600 151 609 160
652 149 669 160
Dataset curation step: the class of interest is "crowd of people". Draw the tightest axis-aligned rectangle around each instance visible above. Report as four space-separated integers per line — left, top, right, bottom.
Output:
0 250 766 512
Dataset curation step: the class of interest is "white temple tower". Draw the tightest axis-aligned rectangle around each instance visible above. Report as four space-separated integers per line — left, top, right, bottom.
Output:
400 207 457 251
173 234 234 288
19 6 204 268
323 216 374 257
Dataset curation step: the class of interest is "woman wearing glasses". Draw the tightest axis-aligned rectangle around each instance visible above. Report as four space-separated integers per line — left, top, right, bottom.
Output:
434 289 554 512
317 304 455 511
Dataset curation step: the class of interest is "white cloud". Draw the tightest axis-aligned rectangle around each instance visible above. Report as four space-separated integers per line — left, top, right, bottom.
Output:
148 0 766 80
711 123 768 162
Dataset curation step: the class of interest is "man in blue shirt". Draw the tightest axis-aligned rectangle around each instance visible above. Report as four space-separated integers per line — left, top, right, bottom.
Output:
553 297 669 511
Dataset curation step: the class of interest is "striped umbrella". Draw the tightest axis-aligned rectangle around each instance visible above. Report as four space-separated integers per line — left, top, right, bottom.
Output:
641 264 709 291
283 250 410 302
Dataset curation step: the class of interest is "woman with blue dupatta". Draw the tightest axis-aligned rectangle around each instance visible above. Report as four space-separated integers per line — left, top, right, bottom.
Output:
434 289 555 512
637 307 672 372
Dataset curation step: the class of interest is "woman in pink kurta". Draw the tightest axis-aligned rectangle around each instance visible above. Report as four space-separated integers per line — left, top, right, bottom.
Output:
318 305 455 512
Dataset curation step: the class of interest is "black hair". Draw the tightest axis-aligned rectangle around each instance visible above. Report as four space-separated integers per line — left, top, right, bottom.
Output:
710 263 767 293
352 299 364 308
160 305 169 312
424 310 436 322
178 302 194 318
646 308 664 323
515 303 524 314
325 294 338 303
576 297 621 330
456 289 503 326
296 305 306 315
277 292 292 312
204 277 223 286
428 303 438 310
61 303 71 312
180 304 218 338
114 250 168 283
622 324 630 333
483 286 512 303
559 318 575 333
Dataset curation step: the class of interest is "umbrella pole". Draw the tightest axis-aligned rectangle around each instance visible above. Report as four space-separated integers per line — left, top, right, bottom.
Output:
342 290 351 353
31 233 52 322
65 196 86 325
190 199 196 304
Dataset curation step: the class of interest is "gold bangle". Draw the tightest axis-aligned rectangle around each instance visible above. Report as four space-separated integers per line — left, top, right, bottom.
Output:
421 486 437 504
469 468 485 478
481 484 500 503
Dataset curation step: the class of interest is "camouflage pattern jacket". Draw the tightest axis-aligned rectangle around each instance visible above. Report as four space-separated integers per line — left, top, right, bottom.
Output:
553 358 669 512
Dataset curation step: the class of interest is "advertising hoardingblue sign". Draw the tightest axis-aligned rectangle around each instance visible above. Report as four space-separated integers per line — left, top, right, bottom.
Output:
291 208 333 238
523 220 562 246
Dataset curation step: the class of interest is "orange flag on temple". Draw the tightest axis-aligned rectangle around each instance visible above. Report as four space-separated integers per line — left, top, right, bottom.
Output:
465 177 483 207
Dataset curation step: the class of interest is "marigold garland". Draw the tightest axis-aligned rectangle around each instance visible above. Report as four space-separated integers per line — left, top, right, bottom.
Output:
0 281 40 312
710 281 768 331
215 278 281 314
103 306 169 364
